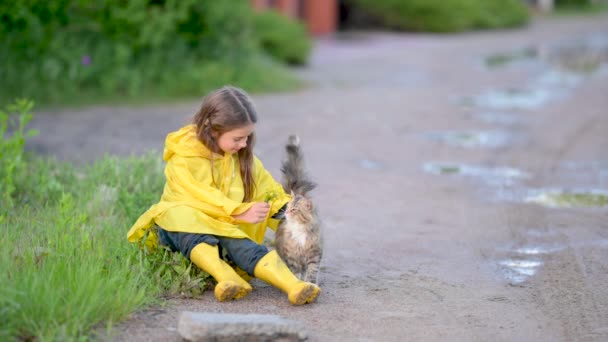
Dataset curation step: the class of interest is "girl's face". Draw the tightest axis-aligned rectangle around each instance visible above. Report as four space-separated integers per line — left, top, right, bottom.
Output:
217 124 255 154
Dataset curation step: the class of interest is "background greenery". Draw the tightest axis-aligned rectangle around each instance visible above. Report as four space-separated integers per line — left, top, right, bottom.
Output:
0 1 311 107
0 100 211 341
344 0 530 32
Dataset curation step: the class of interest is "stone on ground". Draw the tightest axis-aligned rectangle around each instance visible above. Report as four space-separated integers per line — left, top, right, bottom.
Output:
177 311 308 341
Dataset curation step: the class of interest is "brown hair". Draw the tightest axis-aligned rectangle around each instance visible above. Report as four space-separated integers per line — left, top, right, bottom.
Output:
192 86 258 201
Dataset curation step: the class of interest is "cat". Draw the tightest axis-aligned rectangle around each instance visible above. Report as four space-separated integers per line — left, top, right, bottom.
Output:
274 135 323 284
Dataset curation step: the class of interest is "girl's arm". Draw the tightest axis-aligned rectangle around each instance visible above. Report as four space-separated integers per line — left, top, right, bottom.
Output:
165 156 254 218
252 157 292 217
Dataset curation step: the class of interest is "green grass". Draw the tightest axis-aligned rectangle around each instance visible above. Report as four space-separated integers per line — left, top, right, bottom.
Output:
3 55 303 111
553 3 608 15
1 101 212 340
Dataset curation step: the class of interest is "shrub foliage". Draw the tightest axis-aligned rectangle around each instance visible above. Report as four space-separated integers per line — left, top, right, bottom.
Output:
0 1 309 106
347 0 529 32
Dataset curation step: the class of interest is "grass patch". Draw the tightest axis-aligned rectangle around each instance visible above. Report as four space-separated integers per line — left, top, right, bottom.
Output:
553 3 608 15
0 101 211 340
4 56 303 111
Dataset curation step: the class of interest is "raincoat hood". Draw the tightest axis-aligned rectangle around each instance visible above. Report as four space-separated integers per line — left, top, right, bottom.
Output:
163 124 213 161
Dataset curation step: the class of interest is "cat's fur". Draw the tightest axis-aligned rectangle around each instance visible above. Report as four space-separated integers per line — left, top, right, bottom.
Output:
275 135 323 284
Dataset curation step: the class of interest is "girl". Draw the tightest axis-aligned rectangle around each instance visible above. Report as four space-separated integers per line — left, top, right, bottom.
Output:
127 86 320 305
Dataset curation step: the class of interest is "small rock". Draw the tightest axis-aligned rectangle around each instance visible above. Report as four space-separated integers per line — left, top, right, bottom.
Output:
178 311 308 342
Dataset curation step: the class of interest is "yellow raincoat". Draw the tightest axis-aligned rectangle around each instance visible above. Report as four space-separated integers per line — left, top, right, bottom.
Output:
127 124 291 248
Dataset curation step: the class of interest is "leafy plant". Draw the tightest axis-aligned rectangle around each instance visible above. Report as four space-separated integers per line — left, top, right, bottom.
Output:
0 100 213 340
347 0 529 32
0 99 38 209
253 10 312 65
0 1 302 107
138 241 211 298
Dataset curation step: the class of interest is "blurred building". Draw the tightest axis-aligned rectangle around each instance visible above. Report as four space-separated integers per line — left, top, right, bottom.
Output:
251 0 337 36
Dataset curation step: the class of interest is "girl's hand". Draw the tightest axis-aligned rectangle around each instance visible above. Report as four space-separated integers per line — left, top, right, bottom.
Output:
234 202 270 224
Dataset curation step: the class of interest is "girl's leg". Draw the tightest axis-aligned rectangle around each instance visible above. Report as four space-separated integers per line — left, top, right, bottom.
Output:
217 237 320 305
190 243 252 301
157 228 252 301
253 250 320 305
215 236 269 276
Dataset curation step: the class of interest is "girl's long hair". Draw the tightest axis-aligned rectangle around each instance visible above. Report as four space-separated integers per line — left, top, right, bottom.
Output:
192 86 257 201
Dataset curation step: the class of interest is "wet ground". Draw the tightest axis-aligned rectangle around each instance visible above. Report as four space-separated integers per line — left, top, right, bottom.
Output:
29 15 608 341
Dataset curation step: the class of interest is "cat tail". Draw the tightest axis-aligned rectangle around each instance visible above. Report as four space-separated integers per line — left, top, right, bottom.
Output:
281 135 317 196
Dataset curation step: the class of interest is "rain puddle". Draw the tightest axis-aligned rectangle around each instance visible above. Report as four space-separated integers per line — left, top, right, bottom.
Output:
424 130 510 148
471 88 553 110
547 35 608 75
498 259 543 284
484 34 608 74
475 112 522 126
496 229 567 285
358 159 383 170
475 34 608 111
524 189 608 208
423 162 529 186
484 47 538 68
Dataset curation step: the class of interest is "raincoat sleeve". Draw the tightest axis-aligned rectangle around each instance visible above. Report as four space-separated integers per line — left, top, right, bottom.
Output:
252 157 291 230
165 156 254 219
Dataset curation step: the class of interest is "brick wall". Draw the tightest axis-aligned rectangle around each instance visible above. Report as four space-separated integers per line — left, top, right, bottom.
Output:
251 0 337 36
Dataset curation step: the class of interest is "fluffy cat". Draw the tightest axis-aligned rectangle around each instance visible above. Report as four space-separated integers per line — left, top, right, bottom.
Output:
274 135 323 284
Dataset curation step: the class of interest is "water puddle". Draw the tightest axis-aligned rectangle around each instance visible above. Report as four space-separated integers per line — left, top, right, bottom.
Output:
475 112 522 126
547 35 608 74
536 69 584 88
476 34 608 112
498 258 543 285
423 162 529 186
359 159 383 170
485 47 538 68
524 189 608 208
495 228 566 285
472 88 553 110
513 245 565 255
484 34 608 74
424 130 510 148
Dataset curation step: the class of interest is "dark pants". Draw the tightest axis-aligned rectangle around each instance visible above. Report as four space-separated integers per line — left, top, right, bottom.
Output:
156 227 269 276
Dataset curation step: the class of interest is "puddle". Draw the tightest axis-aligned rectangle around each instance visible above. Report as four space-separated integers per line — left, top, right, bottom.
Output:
524 189 608 208
423 162 529 186
477 35 608 112
475 112 522 126
359 159 383 170
472 88 553 110
485 47 538 68
513 245 565 255
536 69 584 88
424 130 510 148
498 259 543 285
485 34 608 74
546 35 608 74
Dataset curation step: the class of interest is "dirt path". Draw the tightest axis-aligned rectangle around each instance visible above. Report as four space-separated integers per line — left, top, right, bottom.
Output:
29 15 608 341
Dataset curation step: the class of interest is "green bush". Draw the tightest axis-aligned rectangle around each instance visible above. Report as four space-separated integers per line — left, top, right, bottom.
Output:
348 0 529 32
0 1 301 107
0 99 38 209
0 100 210 340
556 0 594 6
253 10 312 65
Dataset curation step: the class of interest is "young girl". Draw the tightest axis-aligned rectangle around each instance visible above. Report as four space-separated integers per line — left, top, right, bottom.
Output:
127 86 320 305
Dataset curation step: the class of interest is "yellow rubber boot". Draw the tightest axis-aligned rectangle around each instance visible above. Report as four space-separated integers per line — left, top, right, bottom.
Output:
190 243 252 302
254 250 320 305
